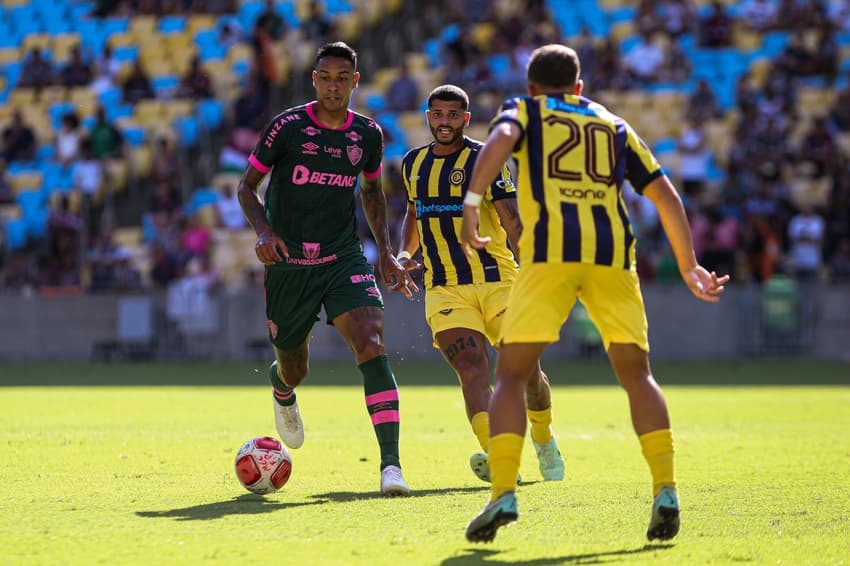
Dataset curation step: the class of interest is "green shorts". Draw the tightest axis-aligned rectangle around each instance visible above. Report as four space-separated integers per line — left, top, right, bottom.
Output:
264 253 384 350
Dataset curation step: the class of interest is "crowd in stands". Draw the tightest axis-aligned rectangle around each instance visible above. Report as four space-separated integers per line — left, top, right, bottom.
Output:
1 0 850 301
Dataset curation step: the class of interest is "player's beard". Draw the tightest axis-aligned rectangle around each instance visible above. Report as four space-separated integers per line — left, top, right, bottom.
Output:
320 94 348 113
430 125 463 148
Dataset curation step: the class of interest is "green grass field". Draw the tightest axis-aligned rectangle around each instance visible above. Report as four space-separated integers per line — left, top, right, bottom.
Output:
1 360 848 565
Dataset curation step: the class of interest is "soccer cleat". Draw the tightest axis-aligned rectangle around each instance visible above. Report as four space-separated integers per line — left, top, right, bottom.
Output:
532 437 565 481
465 491 518 543
646 486 680 541
273 397 304 449
469 452 521 484
380 465 411 496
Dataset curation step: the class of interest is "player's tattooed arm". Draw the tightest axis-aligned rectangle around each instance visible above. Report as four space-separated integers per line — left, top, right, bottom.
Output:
494 197 523 262
359 175 393 254
237 166 270 234
238 165 289 264
361 174 418 297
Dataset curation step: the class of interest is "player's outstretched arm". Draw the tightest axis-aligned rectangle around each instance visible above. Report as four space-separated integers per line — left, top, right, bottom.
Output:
360 175 418 298
461 121 521 258
643 175 729 302
238 164 289 265
396 202 424 274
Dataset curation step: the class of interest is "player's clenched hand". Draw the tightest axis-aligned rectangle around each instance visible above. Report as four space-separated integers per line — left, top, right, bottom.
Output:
682 265 729 303
382 254 419 299
255 227 289 265
460 205 490 258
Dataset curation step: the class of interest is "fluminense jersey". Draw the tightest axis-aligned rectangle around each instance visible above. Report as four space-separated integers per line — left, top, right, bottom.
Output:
491 94 664 270
402 136 518 289
249 101 383 270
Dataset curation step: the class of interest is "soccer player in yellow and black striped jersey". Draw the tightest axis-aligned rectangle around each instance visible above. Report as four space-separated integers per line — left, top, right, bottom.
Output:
396 85 565 484
461 45 730 543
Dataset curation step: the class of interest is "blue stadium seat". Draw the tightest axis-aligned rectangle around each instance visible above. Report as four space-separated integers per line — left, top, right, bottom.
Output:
159 16 187 34
36 145 56 163
120 125 146 147
112 45 139 63
174 116 200 148
194 28 219 47
5 218 28 250
654 138 678 154
197 99 224 131
185 187 220 216
98 87 123 110
239 1 265 32
324 0 352 15
198 42 227 61
151 75 180 99
68 2 93 22
276 1 300 28
107 104 134 123
49 102 77 131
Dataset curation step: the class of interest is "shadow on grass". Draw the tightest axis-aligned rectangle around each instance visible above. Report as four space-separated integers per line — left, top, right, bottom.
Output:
308 483 525 503
441 544 674 565
135 493 326 521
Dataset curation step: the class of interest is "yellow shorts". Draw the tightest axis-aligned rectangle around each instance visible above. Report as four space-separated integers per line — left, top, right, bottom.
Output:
425 281 513 346
501 263 649 351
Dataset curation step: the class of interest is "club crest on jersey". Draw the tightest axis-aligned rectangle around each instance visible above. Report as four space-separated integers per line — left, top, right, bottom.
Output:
267 319 278 339
345 131 362 142
347 145 363 166
303 242 321 259
450 168 465 185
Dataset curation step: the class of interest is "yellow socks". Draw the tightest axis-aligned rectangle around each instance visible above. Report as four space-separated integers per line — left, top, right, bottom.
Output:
470 411 490 452
527 407 553 444
489 433 524 501
639 428 676 496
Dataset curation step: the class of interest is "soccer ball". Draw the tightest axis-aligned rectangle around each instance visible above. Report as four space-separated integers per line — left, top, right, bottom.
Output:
234 436 292 495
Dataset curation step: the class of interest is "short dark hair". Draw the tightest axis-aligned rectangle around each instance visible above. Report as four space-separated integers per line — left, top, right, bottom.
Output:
526 44 580 89
427 84 469 110
316 41 357 70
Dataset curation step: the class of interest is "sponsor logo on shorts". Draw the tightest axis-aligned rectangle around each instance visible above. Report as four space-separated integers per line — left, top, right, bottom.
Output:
346 144 363 166
365 286 382 300
351 274 376 284
267 319 278 339
286 255 337 265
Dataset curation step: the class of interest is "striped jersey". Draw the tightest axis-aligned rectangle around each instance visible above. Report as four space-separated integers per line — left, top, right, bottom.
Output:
491 94 664 270
402 137 518 288
249 101 384 270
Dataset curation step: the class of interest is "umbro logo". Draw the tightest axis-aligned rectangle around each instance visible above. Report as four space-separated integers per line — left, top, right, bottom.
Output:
439 309 453 315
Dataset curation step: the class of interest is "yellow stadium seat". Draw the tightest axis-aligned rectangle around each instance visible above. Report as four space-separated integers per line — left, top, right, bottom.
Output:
406 53 430 73
52 33 82 63
113 226 143 248
10 173 44 194
336 13 362 43
470 23 497 53
8 88 37 108
0 47 21 67
0 203 22 221
38 85 69 106
68 86 98 114
134 99 165 124
749 57 772 89
128 145 153 179
373 68 398 92
610 21 635 43
130 16 159 40
165 99 195 120
188 14 216 34
22 34 52 52
49 189 83 215
227 43 253 64
108 32 137 48
104 158 129 194
195 204 219 229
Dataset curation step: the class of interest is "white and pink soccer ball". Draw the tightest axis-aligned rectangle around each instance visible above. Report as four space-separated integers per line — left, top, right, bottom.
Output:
234 436 292 495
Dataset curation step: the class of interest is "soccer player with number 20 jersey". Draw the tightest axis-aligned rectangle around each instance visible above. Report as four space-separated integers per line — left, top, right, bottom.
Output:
461 44 730 543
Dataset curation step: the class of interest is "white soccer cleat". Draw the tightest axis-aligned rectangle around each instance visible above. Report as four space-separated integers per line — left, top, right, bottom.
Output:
533 437 565 481
273 397 304 449
380 465 410 496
